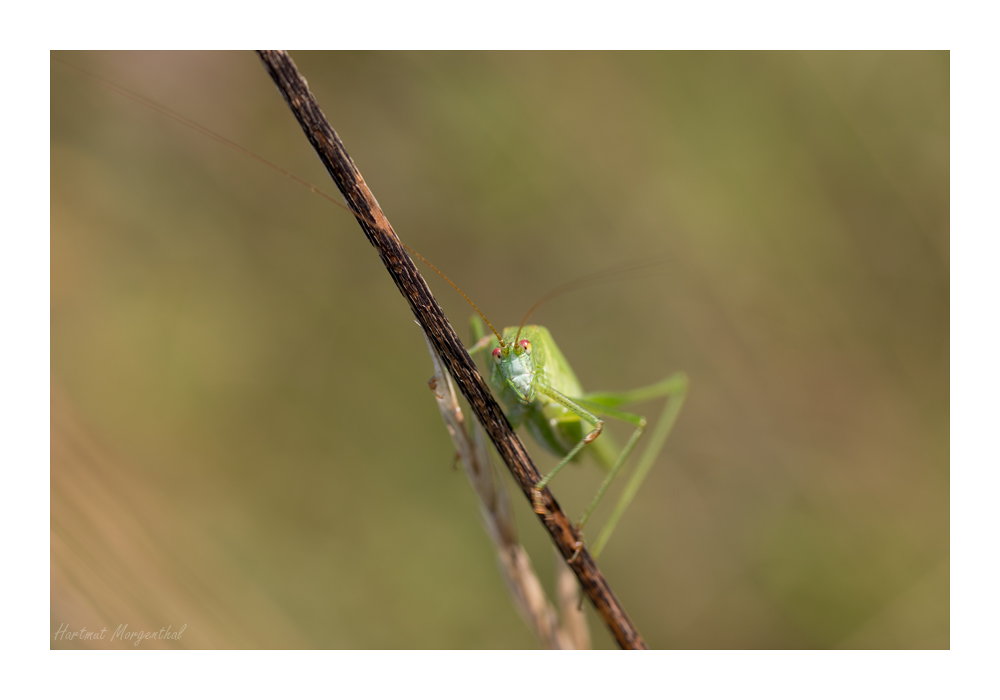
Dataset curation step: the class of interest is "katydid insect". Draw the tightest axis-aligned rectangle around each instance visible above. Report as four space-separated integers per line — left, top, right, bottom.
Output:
59 56 688 562
465 304 688 560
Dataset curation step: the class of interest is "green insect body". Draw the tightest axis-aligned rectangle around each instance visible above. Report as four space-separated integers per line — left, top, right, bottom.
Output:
469 317 688 559
57 55 686 566
482 325 617 468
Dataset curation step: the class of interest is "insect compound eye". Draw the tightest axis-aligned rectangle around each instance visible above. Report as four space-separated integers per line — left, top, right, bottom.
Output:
492 348 502 364
520 339 532 354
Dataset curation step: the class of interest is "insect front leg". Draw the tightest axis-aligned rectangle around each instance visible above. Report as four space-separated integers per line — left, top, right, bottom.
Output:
466 315 496 357
532 385 605 561
466 335 494 357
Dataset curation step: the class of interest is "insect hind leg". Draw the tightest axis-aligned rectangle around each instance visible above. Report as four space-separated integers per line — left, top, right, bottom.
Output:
576 371 688 558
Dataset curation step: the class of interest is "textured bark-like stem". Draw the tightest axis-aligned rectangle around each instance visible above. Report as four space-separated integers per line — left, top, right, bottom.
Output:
421 325 580 649
256 50 647 650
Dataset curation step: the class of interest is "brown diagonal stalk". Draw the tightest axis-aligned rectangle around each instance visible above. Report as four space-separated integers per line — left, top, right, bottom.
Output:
420 324 585 649
256 50 646 650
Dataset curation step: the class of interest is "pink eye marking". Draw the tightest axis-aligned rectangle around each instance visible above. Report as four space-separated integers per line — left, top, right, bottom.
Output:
520 339 531 353
492 348 502 363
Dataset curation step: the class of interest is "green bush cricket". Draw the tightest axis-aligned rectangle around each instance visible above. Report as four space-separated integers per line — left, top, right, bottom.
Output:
462 294 688 561
62 55 689 564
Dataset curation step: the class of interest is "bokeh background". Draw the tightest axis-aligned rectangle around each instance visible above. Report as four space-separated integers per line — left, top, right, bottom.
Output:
51 51 948 649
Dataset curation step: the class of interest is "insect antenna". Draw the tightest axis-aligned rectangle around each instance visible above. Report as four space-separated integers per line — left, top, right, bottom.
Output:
53 57 358 218
57 57 505 347
401 245 504 346
514 257 675 345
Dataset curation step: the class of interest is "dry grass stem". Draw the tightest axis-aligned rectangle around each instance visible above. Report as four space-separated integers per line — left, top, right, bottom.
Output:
420 325 588 649
258 51 644 648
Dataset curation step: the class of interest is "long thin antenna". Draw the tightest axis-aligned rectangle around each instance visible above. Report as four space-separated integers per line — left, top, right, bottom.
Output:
52 57 354 216
514 257 673 345
402 245 503 345
55 57 504 346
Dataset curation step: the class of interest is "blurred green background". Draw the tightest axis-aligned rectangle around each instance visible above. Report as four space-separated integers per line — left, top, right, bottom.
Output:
50 51 948 649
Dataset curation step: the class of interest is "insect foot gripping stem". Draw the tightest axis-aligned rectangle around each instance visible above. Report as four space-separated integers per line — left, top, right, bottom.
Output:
568 527 585 564
532 486 547 515
583 420 604 444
